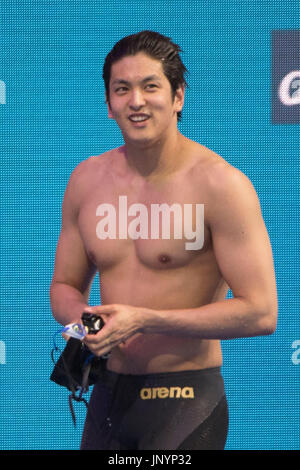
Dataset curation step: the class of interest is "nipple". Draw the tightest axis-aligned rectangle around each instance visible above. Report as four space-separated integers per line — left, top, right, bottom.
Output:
158 254 171 264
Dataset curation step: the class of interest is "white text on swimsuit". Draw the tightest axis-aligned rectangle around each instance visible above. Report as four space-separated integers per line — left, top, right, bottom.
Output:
95 196 204 250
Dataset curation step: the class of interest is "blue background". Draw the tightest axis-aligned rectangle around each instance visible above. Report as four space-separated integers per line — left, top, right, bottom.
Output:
0 0 299 450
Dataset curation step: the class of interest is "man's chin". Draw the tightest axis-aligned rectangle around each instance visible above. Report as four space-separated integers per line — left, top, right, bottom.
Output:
123 132 157 149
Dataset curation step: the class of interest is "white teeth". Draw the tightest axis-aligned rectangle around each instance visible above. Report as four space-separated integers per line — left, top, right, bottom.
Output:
129 115 149 122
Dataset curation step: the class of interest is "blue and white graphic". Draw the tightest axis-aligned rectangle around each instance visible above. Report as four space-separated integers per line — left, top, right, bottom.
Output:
63 323 87 340
272 30 300 123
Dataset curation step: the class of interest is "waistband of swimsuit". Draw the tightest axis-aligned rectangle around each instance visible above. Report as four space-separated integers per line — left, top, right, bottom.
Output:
105 366 222 382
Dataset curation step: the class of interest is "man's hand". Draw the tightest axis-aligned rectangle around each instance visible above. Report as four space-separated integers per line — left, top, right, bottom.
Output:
82 304 144 357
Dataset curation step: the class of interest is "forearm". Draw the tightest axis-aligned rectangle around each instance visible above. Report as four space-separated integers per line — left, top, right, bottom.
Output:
142 297 276 340
50 281 89 326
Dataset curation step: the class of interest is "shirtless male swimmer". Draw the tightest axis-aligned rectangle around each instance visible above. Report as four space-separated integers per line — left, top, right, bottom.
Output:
50 31 278 450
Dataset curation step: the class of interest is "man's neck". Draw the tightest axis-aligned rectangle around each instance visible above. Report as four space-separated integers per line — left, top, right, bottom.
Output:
122 129 187 180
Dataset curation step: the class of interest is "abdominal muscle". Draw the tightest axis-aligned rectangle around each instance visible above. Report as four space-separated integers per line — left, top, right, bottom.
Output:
107 333 223 375
88 233 229 374
100 267 227 375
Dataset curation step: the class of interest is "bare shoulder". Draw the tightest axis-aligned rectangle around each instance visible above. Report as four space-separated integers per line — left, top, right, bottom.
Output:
68 148 116 184
67 147 123 193
200 151 264 237
189 142 259 203
62 147 120 212
185 141 262 228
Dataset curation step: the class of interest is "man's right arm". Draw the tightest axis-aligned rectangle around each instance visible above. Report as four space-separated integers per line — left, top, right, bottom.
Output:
50 166 97 326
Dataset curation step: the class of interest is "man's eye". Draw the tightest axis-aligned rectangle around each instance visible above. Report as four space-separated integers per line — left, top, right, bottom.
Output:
115 87 128 93
146 84 157 89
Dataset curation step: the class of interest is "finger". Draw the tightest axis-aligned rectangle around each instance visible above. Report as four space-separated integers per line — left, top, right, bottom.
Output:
85 338 117 357
83 328 112 347
83 305 117 315
84 332 105 345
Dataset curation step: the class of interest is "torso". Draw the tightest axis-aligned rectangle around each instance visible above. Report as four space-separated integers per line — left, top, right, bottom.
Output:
76 140 230 374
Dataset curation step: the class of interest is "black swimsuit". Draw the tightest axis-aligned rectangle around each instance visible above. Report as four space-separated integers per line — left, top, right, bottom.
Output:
80 366 229 450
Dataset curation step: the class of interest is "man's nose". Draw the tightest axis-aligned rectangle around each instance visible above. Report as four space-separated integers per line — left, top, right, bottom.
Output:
128 89 146 109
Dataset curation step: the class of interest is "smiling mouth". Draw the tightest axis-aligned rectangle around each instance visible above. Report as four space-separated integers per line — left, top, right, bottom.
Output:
128 114 150 123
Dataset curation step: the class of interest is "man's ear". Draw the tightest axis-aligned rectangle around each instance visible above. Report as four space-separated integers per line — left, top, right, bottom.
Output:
105 93 114 119
174 84 185 114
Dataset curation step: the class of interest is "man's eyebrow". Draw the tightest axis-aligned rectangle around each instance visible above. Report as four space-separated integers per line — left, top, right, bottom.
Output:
111 75 162 86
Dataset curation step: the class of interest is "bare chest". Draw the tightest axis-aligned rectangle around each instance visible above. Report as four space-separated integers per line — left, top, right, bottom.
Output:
77 175 212 270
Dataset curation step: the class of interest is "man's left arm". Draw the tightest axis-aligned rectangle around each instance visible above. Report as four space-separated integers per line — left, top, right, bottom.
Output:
142 166 278 340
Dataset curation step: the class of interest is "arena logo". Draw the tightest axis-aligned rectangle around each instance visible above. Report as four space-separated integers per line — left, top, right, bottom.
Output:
0 341 6 365
95 196 204 250
272 30 300 124
140 386 195 399
0 80 6 104
278 71 300 106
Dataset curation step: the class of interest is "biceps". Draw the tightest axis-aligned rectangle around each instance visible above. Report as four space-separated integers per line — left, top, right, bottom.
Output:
211 211 277 311
52 225 96 294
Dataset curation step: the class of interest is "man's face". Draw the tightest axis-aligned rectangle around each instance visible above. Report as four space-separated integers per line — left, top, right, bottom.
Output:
107 52 184 146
